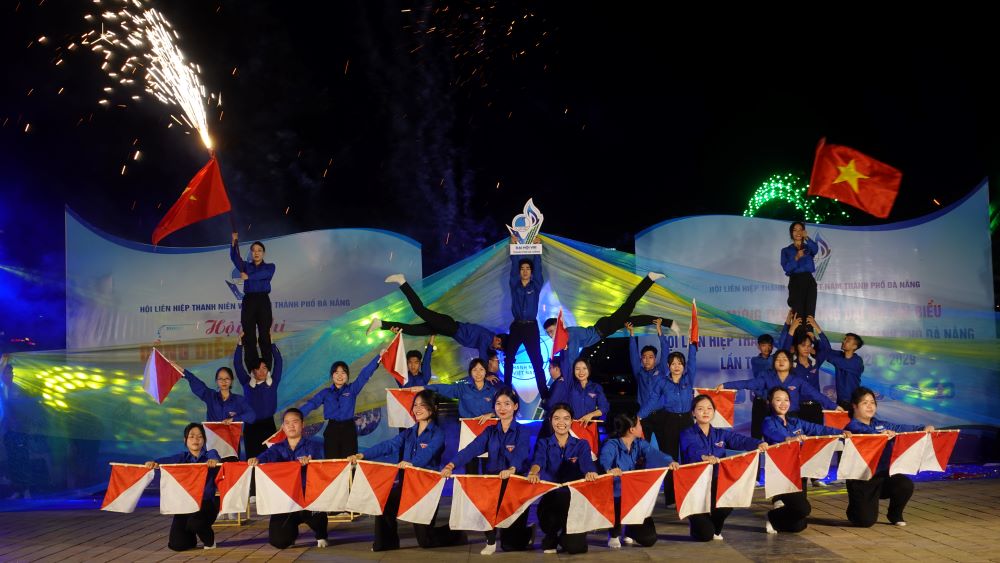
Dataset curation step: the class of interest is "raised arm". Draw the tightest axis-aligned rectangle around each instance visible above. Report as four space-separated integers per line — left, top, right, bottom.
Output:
230 233 245 271
271 344 283 385
234 345 250 388
183 370 213 403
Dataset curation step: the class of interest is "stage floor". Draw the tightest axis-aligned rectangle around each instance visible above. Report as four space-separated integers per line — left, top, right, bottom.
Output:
1 478 999 562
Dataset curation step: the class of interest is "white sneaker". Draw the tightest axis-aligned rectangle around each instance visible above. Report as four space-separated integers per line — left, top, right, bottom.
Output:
543 548 558 554
712 534 723 541
647 272 665 281
893 521 907 527
480 542 497 555
671 321 682 337
812 479 827 487
765 520 777 534
317 539 328 547
366 317 381 335
622 536 635 545
608 537 622 549
249 495 256 504
385 274 406 285
773 499 785 509
204 542 217 550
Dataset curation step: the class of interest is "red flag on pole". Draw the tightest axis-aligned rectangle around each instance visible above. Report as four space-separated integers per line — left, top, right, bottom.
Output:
807 138 903 219
550 308 569 359
152 157 232 245
690 299 699 347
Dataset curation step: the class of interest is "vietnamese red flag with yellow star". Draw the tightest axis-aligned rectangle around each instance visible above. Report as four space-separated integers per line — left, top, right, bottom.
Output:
152 157 231 245
807 138 902 218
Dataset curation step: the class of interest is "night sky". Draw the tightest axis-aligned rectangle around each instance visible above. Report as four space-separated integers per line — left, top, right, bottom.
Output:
2 2 998 349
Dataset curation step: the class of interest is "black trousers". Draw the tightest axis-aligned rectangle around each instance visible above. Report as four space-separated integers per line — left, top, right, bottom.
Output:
382 282 460 337
504 320 547 400
168 498 219 551
268 510 328 548
750 397 769 439
611 495 657 546
241 292 272 372
648 411 691 506
373 481 464 551
593 276 659 337
245 417 277 460
837 400 855 418
798 401 823 425
537 488 588 554
787 272 817 320
847 472 914 527
483 479 532 550
687 474 732 542
324 419 358 459
464 458 483 476
768 479 811 533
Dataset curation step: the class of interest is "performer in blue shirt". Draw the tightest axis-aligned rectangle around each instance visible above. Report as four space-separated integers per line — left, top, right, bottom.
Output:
182 366 255 461
144 423 221 551
368 274 505 362
546 358 609 429
249 408 328 549
780 221 819 320
351 390 465 551
503 250 548 398
844 387 933 527
441 388 533 555
527 403 599 554
234 343 282 461
231 233 276 372
599 413 678 549
679 394 768 542
299 351 382 459
827 332 865 412
395 330 435 388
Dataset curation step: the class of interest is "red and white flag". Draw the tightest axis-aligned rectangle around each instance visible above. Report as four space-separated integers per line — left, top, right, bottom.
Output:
764 442 801 498
459 418 498 458
143 348 183 404
263 428 287 448
716 451 759 508
838 434 888 481
254 461 305 515
690 299 699 346
566 474 615 533
159 463 208 515
550 308 569 359
101 463 154 513
496 476 559 528
215 461 252 515
346 460 399 516
620 468 669 524
386 389 417 428
674 462 713 519
920 430 959 472
694 388 735 428
800 436 841 479
398 467 447 525
303 460 352 513
569 420 600 461
203 422 243 459
823 410 851 430
381 331 408 386
449 475 503 531
889 432 928 476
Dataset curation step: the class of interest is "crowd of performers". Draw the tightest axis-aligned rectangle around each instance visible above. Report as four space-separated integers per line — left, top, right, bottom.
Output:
141 224 935 553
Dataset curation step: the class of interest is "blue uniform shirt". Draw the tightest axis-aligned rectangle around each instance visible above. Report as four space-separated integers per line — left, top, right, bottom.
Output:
300 355 380 421
638 343 698 417
827 351 864 404
256 438 324 493
450 420 532 475
599 437 674 496
723 371 835 411
780 239 819 275
234 344 282 420
183 371 257 423
363 421 445 469
629 334 671 411
453 322 497 361
761 415 842 445
400 344 435 388
156 448 221 502
547 377 610 419
509 254 542 321
679 425 762 464
845 417 924 473
230 242 275 294
427 377 497 418
530 435 597 483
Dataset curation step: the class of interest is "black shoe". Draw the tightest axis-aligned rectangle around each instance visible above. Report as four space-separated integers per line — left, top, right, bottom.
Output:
541 534 558 551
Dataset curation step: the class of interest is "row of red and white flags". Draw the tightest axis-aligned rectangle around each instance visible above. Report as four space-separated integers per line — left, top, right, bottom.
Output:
102 430 957 531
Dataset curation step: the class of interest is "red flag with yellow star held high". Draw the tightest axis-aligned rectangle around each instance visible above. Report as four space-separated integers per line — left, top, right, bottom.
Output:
807 138 902 218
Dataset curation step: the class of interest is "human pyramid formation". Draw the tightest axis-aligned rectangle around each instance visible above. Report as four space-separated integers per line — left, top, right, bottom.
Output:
125 224 942 554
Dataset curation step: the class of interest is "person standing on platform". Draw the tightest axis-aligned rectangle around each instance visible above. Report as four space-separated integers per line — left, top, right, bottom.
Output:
299 349 382 459
781 221 819 322
231 233 275 373
503 240 547 400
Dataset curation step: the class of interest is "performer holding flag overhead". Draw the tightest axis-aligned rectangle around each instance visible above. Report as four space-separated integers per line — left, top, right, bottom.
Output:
231 232 276 373
349 390 465 551
144 423 221 551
